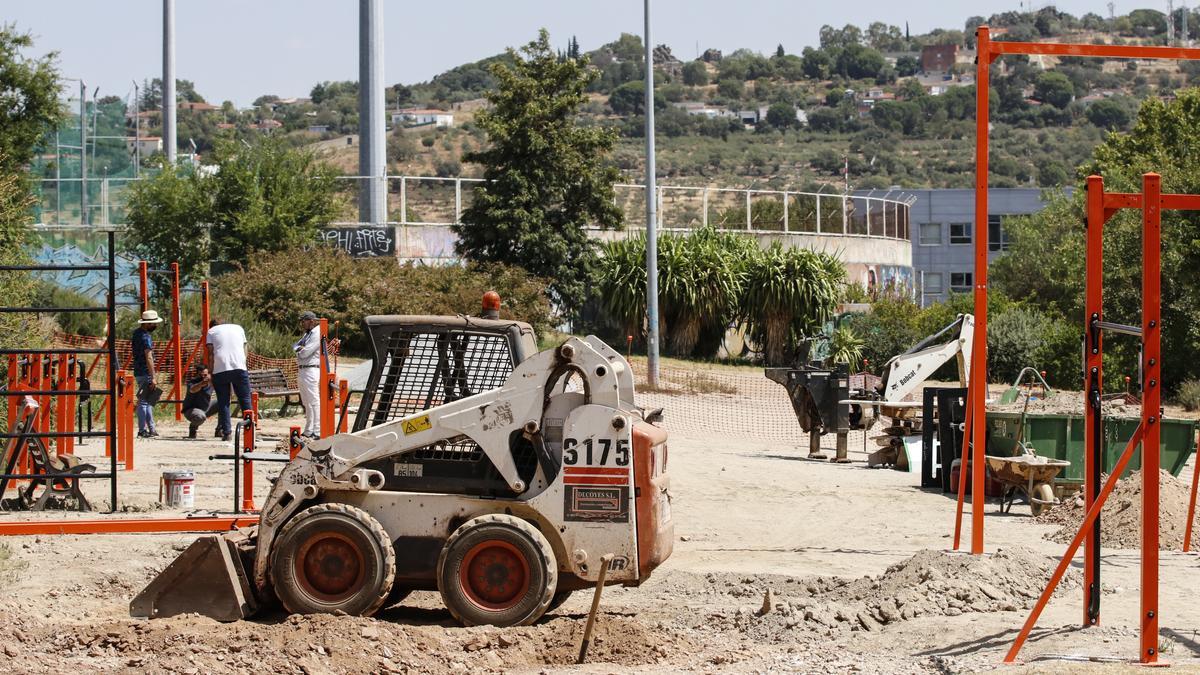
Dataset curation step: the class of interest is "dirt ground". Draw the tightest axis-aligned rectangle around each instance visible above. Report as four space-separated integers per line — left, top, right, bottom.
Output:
2 390 1200 673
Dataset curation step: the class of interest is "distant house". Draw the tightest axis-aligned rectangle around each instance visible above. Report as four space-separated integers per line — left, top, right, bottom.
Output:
126 136 163 156
307 125 330 133
178 101 218 112
216 122 236 130
391 109 454 128
921 45 960 74
672 101 731 118
249 119 283 131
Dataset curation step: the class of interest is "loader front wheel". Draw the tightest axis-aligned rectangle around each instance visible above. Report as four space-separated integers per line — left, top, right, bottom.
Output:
438 514 556 627
270 503 395 617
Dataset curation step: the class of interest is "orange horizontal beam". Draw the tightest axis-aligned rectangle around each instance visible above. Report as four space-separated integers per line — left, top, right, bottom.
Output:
990 40 1200 62
1160 194 1200 211
0 516 258 536
1103 193 1142 210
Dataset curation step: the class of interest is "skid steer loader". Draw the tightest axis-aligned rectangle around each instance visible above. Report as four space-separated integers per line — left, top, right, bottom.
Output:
131 314 673 627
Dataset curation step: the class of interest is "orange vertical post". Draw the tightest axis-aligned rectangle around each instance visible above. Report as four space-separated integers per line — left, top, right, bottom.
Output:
338 378 349 433
7 355 17 438
319 319 334 438
1184 429 1199 553
1083 175 1105 626
121 370 135 471
171 262 182 421
1139 173 1161 664
138 260 149 313
240 392 258 512
969 25 992 555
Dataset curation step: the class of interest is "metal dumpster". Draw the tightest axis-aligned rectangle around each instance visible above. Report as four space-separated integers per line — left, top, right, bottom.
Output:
986 411 1197 484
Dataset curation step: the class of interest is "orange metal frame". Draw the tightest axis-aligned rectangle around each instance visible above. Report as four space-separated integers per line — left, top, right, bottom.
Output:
957 28 1200 665
0 516 257 536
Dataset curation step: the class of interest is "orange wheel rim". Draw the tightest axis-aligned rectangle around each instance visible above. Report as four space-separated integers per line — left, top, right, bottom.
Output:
459 539 531 611
295 531 366 603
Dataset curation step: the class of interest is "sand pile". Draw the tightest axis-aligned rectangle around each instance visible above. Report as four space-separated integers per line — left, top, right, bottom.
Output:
1038 468 1199 550
695 546 1078 640
988 392 1135 417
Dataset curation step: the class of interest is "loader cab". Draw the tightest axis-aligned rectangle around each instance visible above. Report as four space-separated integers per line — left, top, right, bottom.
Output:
353 315 541 497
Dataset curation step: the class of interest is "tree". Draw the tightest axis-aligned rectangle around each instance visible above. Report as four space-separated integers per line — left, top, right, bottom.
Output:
807 107 842 133
0 25 63 172
126 138 339 282
775 44 786 58
608 80 664 116
801 47 832 80
717 78 744 100
1033 71 1074 109
457 29 622 310
682 60 708 86
1086 98 1131 130
895 55 920 77
837 44 886 80
765 102 798 130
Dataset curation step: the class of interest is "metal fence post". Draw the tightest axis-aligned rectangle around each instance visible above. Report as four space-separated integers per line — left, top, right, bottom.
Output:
702 188 709 227
783 192 789 232
399 176 407 225
455 178 462 224
745 190 751 231
816 194 821 233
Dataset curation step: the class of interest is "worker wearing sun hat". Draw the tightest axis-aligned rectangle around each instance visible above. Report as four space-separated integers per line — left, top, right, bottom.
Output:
132 309 163 438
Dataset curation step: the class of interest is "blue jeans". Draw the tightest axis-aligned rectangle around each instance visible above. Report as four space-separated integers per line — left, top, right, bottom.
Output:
135 375 156 434
212 369 252 437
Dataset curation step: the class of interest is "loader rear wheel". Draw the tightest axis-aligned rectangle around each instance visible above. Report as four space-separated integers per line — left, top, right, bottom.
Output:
437 514 556 627
270 503 395 617
547 589 574 613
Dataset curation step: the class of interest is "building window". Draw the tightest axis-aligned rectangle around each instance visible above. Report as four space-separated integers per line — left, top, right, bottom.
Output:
923 272 943 294
919 222 942 245
950 272 973 293
988 215 1011 252
949 222 971 245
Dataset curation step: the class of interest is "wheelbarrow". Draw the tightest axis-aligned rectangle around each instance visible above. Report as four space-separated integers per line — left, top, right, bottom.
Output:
985 451 1070 516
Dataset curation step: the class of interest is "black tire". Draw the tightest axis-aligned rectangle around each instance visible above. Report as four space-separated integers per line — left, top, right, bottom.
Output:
270 503 395 617
546 589 574 613
437 514 556 627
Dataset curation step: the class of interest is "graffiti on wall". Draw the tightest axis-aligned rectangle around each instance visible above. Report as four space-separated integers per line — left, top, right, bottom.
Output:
28 229 140 304
320 227 396 257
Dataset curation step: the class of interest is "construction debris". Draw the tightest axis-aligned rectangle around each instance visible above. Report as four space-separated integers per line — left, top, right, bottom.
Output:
1037 469 1200 550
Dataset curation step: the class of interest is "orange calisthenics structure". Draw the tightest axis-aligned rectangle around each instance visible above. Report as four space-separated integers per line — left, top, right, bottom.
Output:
953 28 1200 666
1004 173 1195 663
0 232 121 511
138 261 211 421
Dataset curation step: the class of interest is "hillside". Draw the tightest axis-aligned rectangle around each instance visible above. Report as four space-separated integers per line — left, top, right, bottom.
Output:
40 7 1200 192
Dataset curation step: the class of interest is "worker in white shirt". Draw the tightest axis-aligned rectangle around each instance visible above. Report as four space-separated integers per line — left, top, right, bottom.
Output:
294 311 336 438
206 318 252 442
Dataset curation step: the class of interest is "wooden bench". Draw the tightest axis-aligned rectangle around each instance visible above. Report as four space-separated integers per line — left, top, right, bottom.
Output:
0 398 93 511
247 368 300 415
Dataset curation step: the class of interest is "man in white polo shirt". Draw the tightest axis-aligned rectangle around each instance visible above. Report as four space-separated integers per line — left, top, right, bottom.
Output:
206 318 252 442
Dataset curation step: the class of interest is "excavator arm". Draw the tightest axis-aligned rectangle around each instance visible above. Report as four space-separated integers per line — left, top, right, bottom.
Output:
878 314 974 404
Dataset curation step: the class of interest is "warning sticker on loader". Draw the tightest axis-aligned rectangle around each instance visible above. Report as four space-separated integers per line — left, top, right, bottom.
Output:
564 485 629 523
402 414 431 435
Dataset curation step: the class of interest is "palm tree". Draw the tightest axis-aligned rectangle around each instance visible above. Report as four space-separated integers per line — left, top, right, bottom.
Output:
741 243 843 366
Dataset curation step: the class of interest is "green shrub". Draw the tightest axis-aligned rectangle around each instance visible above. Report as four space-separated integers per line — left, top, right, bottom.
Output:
1177 379 1200 412
217 245 553 355
987 307 1052 384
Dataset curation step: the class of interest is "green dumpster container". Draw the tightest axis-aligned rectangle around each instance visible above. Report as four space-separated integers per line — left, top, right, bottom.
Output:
985 411 1197 484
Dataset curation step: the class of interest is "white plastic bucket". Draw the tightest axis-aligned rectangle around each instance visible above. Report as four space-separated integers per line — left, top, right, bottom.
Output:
162 470 195 508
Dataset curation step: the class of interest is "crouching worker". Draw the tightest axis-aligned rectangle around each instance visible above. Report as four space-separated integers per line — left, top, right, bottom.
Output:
182 362 214 439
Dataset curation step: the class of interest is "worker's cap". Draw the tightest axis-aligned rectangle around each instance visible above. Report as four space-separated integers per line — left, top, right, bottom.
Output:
138 310 164 324
299 311 318 321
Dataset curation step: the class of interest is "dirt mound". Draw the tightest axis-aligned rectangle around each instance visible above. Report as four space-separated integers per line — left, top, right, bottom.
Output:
1038 468 1199 550
0 609 698 674
674 547 1077 642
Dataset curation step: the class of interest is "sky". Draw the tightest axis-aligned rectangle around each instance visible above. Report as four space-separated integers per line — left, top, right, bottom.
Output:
9 0 1123 107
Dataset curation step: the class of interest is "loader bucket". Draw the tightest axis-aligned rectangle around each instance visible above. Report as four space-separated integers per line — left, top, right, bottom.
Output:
130 534 258 622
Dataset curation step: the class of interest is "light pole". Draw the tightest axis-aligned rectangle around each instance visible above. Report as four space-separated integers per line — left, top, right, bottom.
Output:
163 0 176 164
643 0 660 387
132 79 140 177
80 81 88 225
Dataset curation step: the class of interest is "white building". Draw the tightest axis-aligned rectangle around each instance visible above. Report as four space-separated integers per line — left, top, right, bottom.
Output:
126 136 163 156
391 109 454 128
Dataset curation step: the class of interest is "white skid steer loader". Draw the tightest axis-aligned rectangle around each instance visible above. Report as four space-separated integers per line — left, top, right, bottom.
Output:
131 315 673 627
